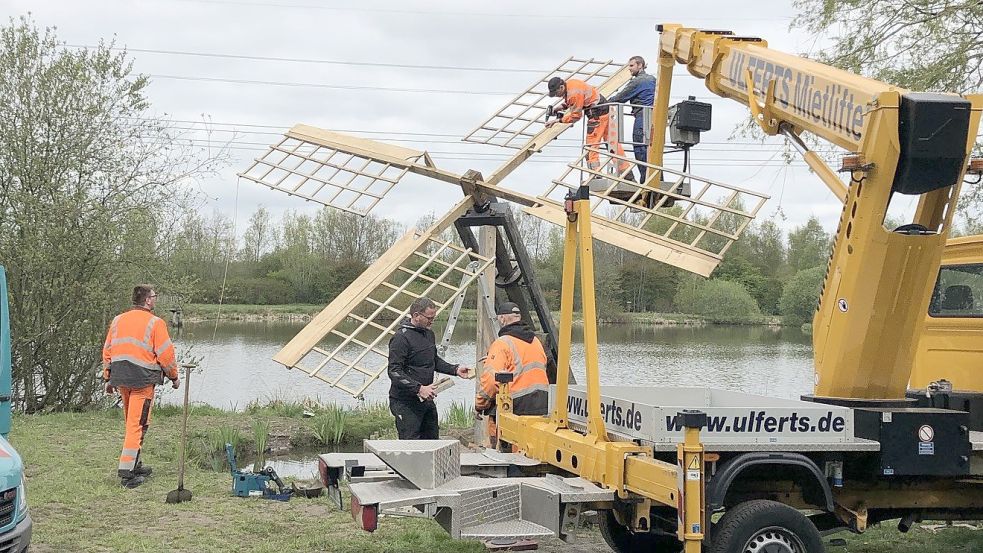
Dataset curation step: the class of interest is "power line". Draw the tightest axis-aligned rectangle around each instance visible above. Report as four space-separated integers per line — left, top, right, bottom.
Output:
148 74 516 95
68 45 545 73
67 44 697 78
138 119 825 149
159 130 831 153
148 73 723 100
166 0 794 22
165 137 816 165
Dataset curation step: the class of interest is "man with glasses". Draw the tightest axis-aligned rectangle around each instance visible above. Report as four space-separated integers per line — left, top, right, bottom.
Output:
102 285 179 488
387 297 470 439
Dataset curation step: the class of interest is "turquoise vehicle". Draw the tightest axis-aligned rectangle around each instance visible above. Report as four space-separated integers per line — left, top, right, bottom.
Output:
0 266 32 551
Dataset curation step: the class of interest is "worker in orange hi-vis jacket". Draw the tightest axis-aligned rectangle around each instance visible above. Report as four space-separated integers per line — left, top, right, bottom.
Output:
546 76 633 178
102 284 179 489
475 302 550 447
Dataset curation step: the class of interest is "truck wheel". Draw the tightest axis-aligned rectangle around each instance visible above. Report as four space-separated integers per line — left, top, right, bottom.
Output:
710 500 823 553
598 509 682 553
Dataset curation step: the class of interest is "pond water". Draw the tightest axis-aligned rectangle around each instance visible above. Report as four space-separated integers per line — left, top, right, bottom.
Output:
160 320 815 412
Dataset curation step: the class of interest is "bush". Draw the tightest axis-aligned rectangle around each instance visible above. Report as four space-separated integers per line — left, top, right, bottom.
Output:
673 278 762 324
779 266 827 327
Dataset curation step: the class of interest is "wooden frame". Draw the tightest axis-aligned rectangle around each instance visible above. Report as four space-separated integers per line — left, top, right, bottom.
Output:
272 203 493 398
462 58 626 150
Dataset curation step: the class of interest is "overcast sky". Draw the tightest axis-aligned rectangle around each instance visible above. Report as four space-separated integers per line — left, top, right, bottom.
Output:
6 0 873 236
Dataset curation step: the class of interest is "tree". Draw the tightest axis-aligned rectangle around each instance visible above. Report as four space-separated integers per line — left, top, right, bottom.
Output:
793 0 983 94
673 278 762 323
793 0 983 219
786 217 831 272
241 206 277 263
779 266 827 327
746 220 787 277
0 17 221 410
312 208 401 265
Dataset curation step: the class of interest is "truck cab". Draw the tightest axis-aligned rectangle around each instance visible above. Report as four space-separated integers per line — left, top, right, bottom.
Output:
0 266 33 551
908 236 983 430
911 235 983 390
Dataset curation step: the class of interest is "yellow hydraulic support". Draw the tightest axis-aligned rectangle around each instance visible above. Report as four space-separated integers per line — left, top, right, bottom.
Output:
495 185 706 551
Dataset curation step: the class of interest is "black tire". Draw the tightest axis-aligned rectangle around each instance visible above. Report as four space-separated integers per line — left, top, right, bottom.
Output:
710 500 824 553
598 509 683 553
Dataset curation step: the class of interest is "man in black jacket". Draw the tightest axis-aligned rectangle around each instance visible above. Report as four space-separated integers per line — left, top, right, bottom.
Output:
388 297 471 439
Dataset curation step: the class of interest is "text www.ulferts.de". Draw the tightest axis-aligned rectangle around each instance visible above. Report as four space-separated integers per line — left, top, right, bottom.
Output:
566 395 847 434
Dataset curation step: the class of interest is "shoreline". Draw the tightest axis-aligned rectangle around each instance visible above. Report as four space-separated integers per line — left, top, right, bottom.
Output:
180 304 785 327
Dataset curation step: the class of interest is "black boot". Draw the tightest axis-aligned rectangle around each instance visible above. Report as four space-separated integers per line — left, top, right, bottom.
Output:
121 475 145 489
133 463 153 477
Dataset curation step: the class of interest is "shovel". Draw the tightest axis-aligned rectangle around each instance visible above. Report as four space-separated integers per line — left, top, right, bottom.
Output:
166 363 195 504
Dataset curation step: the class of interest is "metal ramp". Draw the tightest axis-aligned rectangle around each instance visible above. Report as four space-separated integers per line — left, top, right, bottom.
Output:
345 440 613 540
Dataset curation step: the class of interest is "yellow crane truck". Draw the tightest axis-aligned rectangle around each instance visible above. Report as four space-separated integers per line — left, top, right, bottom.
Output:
324 23 983 553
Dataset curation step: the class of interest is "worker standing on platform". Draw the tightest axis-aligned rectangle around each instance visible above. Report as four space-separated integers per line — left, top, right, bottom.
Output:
547 76 633 180
103 284 179 489
608 55 656 182
476 303 550 443
387 297 471 440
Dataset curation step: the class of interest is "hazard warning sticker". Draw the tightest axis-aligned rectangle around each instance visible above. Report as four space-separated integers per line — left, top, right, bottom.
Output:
918 425 934 443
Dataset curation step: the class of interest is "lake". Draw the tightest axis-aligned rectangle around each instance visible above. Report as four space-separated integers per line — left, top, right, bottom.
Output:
160 321 815 413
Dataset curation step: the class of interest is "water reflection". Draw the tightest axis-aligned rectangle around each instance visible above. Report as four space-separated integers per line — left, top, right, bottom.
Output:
160 321 814 410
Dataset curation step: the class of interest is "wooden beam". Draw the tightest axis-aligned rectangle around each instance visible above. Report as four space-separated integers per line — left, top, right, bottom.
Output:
474 226 497 447
523 203 721 277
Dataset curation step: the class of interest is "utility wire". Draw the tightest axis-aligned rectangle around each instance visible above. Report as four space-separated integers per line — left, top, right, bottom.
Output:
158 134 831 157
66 44 696 78
148 74 518 95
67 45 543 74
148 73 722 100
140 121 836 149
162 0 794 22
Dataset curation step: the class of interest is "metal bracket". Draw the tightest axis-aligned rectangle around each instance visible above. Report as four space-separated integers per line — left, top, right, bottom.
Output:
744 69 779 135
559 502 583 542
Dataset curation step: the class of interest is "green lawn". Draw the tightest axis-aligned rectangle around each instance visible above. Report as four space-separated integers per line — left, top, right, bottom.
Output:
10 410 983 552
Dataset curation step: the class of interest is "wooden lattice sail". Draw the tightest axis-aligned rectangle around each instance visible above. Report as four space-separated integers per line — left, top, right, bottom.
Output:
271 202 493 398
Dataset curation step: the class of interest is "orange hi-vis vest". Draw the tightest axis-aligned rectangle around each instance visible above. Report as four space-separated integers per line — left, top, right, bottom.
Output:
103 307 178 387
559 79 601 124
477 334 550 415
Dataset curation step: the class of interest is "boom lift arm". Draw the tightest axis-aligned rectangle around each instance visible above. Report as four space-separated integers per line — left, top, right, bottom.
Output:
652 24 983 400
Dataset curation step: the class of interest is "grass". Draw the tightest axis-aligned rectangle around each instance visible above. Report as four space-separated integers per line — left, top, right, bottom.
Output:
443 401 474 428
252 419 270 456
11 409 983 552
310 405 348 446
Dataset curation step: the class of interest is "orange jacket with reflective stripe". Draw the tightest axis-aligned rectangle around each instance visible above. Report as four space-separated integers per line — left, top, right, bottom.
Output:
102 307 177 387
476 326 549 415
559 79 600 124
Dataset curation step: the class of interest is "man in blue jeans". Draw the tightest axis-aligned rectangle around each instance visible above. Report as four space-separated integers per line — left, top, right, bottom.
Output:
608 56 656 183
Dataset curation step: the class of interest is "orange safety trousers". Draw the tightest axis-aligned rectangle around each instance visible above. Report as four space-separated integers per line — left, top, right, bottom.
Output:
118 385 155 477
586 113 630 173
